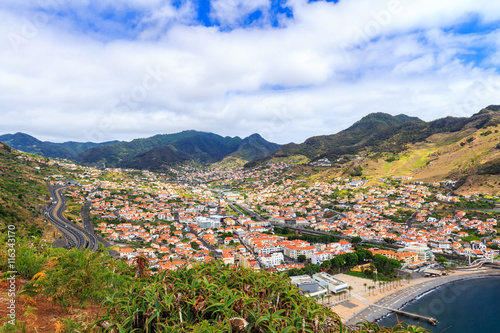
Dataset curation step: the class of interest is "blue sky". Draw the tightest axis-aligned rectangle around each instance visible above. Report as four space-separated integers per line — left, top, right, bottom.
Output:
1 0 500 144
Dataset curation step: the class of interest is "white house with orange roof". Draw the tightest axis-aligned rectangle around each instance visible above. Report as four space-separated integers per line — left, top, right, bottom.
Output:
284 244 316 260
119 247 138 260
258 252 284 268
429 237 451 251
311 250 334 265
253 243 281 255
222 253 235 265
337 239 352 251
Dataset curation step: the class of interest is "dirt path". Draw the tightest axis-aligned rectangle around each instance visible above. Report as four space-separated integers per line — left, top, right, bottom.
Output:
0 277 103 332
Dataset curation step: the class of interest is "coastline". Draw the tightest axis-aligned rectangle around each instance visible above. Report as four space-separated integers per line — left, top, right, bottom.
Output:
338 269 500 326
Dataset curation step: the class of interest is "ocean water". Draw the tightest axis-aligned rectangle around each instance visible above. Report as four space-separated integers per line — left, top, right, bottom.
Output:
378 277 500 333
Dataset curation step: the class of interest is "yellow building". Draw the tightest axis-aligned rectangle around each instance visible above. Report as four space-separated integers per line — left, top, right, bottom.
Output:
238 253 260 271
369 249 418 265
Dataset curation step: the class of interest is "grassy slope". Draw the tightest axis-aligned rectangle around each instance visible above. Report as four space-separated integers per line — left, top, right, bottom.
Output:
213 156 248 168
274 108 500 194
360 122 500 193
0 142 52 237
271 113 422 161
267 155 311 165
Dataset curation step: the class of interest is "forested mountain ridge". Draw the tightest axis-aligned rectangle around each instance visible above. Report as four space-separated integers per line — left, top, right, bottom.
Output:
0 131 282 170
0 132 118 159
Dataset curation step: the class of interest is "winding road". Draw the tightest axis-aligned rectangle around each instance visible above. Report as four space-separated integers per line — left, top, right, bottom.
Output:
45 185 99 251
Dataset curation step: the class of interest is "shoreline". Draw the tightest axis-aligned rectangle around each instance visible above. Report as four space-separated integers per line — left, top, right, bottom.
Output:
341 269 500 326
374 274 500 324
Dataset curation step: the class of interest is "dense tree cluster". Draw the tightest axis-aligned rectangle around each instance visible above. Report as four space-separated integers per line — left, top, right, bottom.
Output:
273 227 341 244
287 249 374 277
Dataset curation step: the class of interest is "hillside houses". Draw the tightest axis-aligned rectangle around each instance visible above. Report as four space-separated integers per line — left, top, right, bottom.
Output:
57 159 499 276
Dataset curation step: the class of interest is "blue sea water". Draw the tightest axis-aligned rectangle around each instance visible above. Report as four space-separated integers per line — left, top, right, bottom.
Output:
378 277 500 333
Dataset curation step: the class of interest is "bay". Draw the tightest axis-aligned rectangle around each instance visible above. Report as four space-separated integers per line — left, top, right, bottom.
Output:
378 277 500 332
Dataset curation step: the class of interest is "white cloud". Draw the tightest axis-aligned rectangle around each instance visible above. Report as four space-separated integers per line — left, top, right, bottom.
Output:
210 0 270 27
0 0 499 145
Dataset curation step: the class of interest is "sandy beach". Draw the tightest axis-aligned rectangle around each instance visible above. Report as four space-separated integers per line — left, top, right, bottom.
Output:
324 268 500 326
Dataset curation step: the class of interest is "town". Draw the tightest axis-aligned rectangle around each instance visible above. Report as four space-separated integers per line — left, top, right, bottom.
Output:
24 153 500 304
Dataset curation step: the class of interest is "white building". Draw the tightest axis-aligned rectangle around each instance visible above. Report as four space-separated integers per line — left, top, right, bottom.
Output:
326 240 352 252
290 275 328 298
284 244 316 260
258 252 284 268
313 272 348 294
311 251 334 265
471 241 486 251
119 248 138 260
399 244 434 261
429 238 451 251
194 216 221 229
253 244 281 255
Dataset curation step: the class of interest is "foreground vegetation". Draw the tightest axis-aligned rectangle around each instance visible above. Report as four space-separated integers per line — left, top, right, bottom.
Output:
0 238 429 332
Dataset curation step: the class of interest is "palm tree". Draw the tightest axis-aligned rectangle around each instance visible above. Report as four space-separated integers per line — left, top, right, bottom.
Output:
406 273 413 284
363 282 367 294
133 254 148 278
347 286 353 298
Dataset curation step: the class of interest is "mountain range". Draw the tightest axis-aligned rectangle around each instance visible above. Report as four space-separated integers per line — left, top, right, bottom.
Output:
0 131 281 170
0 132 119 159
247 111 485 166
2 106 500 194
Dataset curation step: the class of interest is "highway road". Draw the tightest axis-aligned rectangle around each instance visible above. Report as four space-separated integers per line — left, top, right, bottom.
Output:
45 185 99 251
227 202 245 217
233 202 266 221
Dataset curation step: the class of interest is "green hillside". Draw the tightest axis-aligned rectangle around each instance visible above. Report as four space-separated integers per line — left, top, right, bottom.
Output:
0 132 118 159
230 133 281 161
249 105 499 164
77 130 243 167
76 130 280 170
245 113 423 167
0 142 50 237
284 106 500 194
